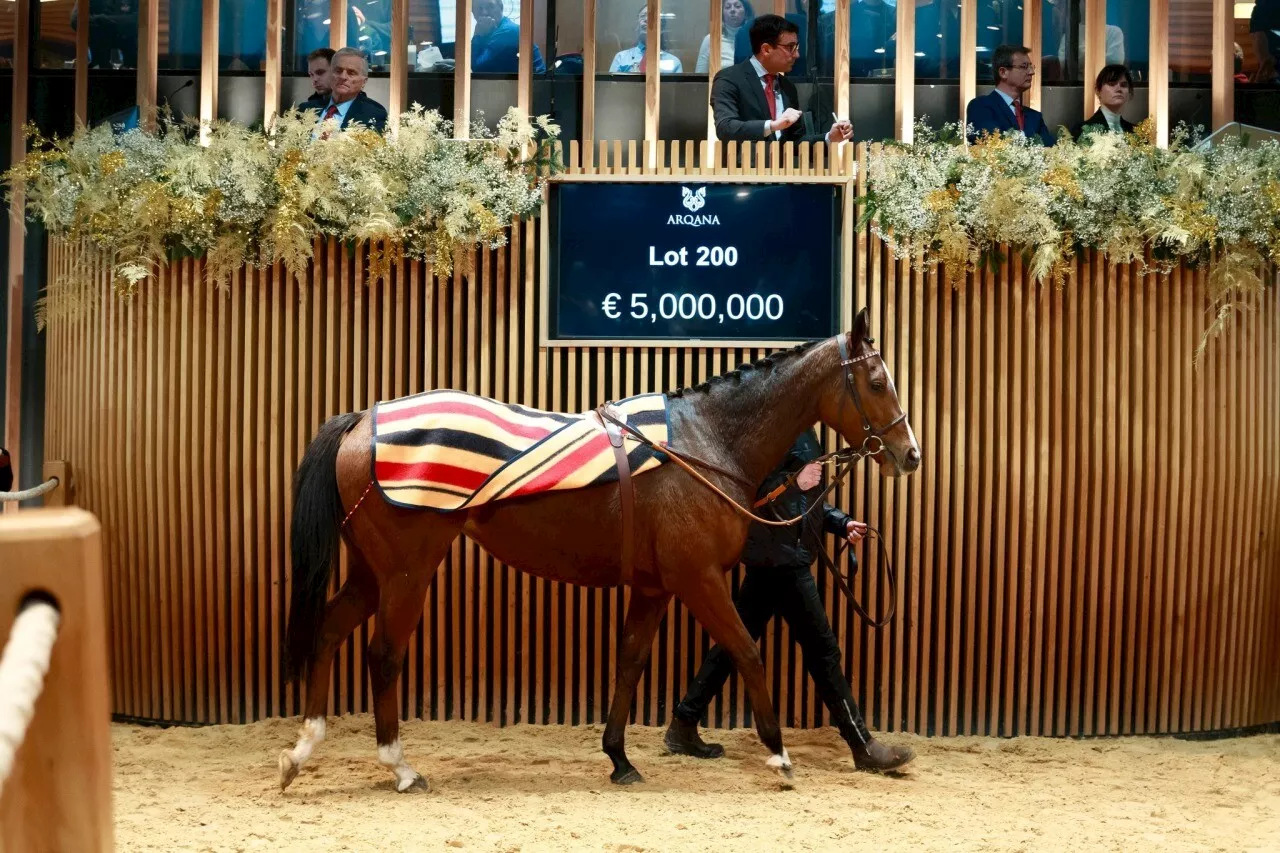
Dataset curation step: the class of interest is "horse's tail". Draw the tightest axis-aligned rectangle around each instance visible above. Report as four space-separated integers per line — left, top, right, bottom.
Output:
285 411 363 683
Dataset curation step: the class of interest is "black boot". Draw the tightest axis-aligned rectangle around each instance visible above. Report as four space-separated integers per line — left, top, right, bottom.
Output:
851 737 916 773
663 717 725 758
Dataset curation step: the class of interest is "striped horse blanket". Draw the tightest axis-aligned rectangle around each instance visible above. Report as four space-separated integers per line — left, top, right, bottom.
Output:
372 390 671 511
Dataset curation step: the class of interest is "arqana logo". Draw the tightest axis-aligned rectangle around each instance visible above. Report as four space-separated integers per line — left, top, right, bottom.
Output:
681 186 707 212
670 185 719 226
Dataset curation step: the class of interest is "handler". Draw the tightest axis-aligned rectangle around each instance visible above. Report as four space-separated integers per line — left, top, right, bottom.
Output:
664 428 915 772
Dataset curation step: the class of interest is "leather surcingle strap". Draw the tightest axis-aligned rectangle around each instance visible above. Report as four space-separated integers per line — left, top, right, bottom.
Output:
595 404 636 586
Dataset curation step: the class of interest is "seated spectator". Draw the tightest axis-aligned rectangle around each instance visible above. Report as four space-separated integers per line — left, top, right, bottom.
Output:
307 47 388 133
299 47 335 108
472 0 546 73
1073 64 1138 140
965 44 1057 146
697 0 753 73
710 14 851 144
1252 0 1280 84
1049 0 1124 74
610 5 684 73
72 0 140 69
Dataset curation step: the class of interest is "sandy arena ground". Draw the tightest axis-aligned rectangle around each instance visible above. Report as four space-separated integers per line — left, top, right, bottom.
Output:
112 715 1280 852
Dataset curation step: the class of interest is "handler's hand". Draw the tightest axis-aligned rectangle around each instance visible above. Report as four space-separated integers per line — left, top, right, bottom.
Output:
774 107 804 131
796 462 822 491
846 519 868 544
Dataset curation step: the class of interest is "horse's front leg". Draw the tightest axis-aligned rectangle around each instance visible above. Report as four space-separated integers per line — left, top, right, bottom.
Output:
672 566 793 781
602 587 672 784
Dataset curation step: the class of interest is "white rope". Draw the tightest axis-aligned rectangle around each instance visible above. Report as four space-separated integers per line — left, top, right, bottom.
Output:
0 600 61 798
0 477 59 503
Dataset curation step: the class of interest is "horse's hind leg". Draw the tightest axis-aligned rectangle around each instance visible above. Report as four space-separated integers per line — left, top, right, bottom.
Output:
366 521 463 792
673 567 793 781
279 556 378 790
602 588 672 784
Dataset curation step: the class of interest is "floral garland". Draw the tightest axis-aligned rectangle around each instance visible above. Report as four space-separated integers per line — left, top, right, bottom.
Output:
3 106 560 311
864 120 1280 352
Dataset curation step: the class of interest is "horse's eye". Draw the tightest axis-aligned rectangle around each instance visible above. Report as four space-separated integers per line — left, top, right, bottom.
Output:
870 381 886 393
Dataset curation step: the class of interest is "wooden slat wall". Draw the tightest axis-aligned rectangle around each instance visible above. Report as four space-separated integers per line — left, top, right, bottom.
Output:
42 141 1280 736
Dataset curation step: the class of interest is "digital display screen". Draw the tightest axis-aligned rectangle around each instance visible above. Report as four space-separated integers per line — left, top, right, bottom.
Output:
547 182 841 343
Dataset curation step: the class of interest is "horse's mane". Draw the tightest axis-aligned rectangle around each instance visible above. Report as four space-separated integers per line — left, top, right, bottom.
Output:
666 338 825 399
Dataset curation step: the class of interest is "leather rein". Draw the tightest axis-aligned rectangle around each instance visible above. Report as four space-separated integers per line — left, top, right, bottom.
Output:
597 331 907 627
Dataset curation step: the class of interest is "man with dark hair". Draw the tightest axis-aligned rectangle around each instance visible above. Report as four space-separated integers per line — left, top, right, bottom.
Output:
306 47 388 133
1073 64 1138 140
472 0 546 73
663 429 916 773
299 47 336 108
710 13 852 143
965 44 1057 146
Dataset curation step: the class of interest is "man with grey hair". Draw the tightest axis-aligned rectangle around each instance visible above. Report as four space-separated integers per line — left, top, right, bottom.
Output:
309 46 388 133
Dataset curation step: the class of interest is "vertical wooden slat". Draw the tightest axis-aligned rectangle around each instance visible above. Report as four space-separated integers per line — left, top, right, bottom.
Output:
583 0 597 146
75 0 90 124
1210 0 1232 130
200 0 219 143
643 0 659 153
1083 0 1105 117
329 0 347 48
454 0 474 138
1149 0 1169 146
834 0 849 119
893 0 914 141
264 0 284 126
705 0 721 140
137 0 159 123
517 0 533 116
3 0 29 495
1024 0 1042 111
390 0 409 123
959 0 977 124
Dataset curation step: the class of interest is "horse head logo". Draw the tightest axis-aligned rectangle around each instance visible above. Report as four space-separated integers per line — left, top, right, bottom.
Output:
681 186 707 213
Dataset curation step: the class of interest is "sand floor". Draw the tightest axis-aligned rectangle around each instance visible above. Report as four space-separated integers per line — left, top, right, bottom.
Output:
112 715 1280 852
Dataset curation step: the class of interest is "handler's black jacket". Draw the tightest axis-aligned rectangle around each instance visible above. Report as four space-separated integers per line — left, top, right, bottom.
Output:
741 428 852 570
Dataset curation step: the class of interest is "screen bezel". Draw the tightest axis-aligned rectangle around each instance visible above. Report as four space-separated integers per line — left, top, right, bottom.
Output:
539 174 853 348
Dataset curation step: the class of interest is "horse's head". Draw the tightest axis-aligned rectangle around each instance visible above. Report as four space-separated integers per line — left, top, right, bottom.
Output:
819 308 921 477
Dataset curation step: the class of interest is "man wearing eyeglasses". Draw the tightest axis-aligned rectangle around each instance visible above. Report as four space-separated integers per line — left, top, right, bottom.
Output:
711 14 852 144
965 44 1057 146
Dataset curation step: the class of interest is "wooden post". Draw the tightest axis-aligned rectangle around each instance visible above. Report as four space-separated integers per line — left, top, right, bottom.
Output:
454 0 473 138
0 509 112 852
959 0 977 126
1024 0 1042 111
199 0 220 144
41 461 71 508
1149 0 1169 146
893 0 914 141
4 0 30 502
75 0 90 125
705 0 721 141
583 0 597 146
1211 0 1232 130
1083 0 1105 117
264 0 284 127
644 0 660 157
390 0 409 125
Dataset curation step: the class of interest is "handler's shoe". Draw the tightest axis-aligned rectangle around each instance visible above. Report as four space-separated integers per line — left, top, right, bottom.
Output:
663 717 725 759
852 738 915 773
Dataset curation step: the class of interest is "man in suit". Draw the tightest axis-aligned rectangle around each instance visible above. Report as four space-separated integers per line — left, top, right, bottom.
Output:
471 0 546 73
298 47 335 109
711 14 852 144
308 47 388 134
1072 64 1138 141
965 44 1057 146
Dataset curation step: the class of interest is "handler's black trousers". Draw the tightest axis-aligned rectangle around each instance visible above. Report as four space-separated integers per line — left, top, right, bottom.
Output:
673 563 873 745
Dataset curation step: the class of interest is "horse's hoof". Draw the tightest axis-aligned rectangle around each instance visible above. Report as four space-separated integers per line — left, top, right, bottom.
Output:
278 751 300 791
766 749 794 781
610 766 645 785
396 774 430 793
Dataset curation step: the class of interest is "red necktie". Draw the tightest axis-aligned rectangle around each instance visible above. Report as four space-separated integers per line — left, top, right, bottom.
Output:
763 73 777 120
1013 97 1026 132
319 104 339 139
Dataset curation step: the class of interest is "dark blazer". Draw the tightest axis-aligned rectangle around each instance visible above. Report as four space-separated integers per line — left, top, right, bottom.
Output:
305 91 389 133
741 429 852 571
710 59 825 144
1071 109 1137 141
965 89 1056 146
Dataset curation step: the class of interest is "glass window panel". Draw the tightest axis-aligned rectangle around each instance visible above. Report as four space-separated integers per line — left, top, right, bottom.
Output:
220 0 268 70
690 0 748 73
913 0 960 79
349 0 393 70
1246 0 1280 84
159 0 202 70
38 0 78 69
1168 0 1211 83
290 0 330 73
599 1 685 74
408 0 457 73
825 0 895 80
1043 0 1083 83
551 0 584 73
975 0 1022 85
1104 0 1141 80
1 0 13 70
472 0 543 73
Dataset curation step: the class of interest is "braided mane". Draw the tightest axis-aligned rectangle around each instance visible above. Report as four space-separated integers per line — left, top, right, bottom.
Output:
666 338 825 399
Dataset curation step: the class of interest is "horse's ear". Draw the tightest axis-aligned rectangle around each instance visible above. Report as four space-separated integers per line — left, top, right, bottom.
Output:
852 307 869 343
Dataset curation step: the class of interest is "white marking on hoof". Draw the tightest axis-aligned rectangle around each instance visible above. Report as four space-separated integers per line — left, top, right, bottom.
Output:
766 748 795 781
379 739 428 793
281 717 326 789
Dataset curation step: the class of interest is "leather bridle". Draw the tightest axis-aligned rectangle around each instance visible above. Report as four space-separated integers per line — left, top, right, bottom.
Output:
836 330 908 452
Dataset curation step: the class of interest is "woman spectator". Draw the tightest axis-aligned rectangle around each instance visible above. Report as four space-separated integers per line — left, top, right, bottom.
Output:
696 0 753 72
1072 64 1139 141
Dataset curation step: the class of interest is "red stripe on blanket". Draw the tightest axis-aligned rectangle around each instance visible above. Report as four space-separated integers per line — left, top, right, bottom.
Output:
506 433 611 499
374 459 491 491
378 399 556 441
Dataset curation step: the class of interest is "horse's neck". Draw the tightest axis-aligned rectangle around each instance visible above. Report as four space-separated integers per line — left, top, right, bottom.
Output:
683 342 833 486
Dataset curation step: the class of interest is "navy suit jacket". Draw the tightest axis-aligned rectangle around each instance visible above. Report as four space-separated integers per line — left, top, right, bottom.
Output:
303 92 389 133
965 90 1056 146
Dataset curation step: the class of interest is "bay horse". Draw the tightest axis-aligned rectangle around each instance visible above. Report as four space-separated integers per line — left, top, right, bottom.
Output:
280 308 920 793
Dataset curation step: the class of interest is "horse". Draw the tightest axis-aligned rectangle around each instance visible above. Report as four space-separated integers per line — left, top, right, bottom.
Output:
279 307 920 793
